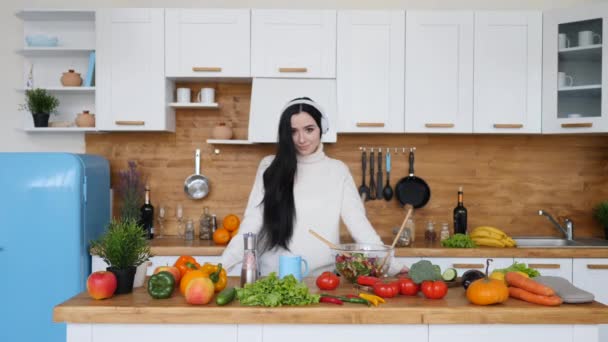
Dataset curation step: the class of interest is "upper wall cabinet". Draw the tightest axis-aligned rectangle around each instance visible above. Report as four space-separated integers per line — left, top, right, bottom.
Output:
336 11 405 133
473 12 542 134
405 11 474 133
543 4 608 133
251 10 336 78
165 9 250 78
96 9 174 131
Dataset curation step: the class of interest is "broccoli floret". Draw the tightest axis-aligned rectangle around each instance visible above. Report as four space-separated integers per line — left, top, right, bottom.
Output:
409 260 443 284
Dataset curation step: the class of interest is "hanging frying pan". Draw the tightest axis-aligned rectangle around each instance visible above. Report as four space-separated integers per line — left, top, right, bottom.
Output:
395 148 430 208
184 149 210 200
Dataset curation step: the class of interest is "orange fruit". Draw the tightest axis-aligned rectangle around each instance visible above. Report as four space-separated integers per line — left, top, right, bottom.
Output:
230 229 239 238
223 214 240 232
213 228 231 245
180 269 205 295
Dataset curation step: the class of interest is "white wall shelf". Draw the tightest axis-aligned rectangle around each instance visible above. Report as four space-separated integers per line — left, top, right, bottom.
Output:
22 127 96 133
168 102 219 109
206 139 254 145
559 44 602 62
17 47 95 56
18 87 95 92
16 9 95 21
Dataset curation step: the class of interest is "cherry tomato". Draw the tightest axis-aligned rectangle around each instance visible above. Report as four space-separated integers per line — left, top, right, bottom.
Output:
397 277 419 296
420 280 448 299
373 280 399 298
316 271 340 290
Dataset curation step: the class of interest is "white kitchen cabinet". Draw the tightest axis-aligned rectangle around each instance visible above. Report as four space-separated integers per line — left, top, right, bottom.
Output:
251 10 336 78
542 3 608 133
473 11 542 134
96 8 174 131
513 258 573 282
405 11 474 133
262 325 427 342
429 325 581 342
248 78 337 143
426 257 513 275
165 9 250 78
336 11 405 133
573 258 608 304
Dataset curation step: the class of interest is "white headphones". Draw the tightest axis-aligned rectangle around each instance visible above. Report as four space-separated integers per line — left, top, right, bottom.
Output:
281 98 330 134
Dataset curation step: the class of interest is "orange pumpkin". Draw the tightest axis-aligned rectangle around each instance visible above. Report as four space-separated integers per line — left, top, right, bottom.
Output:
465 259 509 305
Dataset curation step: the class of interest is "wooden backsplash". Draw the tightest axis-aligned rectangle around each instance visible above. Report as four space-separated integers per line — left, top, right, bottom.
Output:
86 82 608 242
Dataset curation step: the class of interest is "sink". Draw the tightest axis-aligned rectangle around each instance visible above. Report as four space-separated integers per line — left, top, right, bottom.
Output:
513 237 608 248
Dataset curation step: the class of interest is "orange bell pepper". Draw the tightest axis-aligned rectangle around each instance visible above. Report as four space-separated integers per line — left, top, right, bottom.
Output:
200 263 227 293
179 269 206 295
174 255 200 279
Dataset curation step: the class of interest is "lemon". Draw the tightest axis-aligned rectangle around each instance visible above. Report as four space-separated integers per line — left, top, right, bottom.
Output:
489 271 506 284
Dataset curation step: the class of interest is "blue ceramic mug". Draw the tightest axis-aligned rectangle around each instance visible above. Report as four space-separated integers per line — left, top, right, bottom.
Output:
278 255 309 281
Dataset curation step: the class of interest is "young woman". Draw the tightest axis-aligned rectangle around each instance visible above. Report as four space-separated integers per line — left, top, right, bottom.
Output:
220 97 403 276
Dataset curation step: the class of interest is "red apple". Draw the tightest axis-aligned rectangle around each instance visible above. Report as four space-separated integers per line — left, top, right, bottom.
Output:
86 271 117 300
185 277 214 305
154 266 181 286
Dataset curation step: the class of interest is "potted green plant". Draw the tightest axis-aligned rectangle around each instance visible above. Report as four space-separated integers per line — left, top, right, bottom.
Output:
90 218 152 294
20 88 60 127
593 201 608 240
117 160 146 222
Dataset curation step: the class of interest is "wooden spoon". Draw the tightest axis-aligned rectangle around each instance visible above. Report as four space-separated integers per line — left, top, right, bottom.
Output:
308 229 352 258
379 204 414 269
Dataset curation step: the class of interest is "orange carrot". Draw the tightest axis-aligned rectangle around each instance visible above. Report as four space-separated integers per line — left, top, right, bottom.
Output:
505 272 555 296
508 287 562 306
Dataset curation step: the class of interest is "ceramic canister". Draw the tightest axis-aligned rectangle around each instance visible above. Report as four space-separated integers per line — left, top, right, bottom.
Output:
61 69 82 87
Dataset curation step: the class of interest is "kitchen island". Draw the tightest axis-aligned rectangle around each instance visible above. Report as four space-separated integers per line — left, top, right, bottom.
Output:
54 277 608 342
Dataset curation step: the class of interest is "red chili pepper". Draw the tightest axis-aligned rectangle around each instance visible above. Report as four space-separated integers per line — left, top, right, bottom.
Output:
345 294 359 299
357 275 380 286
320 296 344 305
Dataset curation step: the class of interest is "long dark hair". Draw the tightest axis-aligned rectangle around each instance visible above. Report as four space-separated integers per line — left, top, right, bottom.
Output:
259 97 324 252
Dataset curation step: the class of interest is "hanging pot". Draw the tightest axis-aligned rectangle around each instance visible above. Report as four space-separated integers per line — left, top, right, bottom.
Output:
184 149 210 200
394 148 431 208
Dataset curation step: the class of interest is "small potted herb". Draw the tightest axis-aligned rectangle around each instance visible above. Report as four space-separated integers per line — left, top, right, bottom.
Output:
20 88 60 127
593 201 608 240
90 218 152 294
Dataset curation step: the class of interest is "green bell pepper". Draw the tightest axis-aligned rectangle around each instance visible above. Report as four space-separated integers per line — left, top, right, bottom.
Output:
147 271 175 299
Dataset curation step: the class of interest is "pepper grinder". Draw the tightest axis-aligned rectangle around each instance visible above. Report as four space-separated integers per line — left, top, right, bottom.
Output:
241 233 259 287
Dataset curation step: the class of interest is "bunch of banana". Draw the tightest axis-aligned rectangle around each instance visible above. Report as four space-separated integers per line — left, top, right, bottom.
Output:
470 226 517 248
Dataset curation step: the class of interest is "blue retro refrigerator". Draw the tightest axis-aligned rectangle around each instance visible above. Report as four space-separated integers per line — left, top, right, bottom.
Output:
0 153 111 342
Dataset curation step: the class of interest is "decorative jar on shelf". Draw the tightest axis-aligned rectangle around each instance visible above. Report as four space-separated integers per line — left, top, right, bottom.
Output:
212 122 233 140
75 110 95 127
61 69 82 87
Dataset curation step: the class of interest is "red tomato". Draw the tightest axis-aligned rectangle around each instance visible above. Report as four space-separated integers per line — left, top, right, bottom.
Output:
420 280 448 299
373 281 399 298
316 272 340 290
397 278 419 296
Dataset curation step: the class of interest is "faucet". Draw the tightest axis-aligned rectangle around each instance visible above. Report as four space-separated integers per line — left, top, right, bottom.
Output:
538 210 574 240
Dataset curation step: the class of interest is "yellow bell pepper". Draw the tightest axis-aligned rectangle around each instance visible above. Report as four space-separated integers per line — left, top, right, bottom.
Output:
200 263 227 293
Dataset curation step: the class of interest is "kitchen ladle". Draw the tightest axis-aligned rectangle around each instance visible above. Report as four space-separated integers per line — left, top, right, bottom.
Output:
308 229 352 258
383 148 394 201
379 204 414 270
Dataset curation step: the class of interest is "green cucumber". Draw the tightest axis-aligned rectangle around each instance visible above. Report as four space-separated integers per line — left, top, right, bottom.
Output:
442 268 457 282
215 287 236 306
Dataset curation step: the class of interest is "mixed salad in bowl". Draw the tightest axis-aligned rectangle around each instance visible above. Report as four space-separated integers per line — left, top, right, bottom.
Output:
332 243 394 283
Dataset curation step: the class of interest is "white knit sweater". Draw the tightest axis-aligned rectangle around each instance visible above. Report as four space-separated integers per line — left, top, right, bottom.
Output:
220 144 389 276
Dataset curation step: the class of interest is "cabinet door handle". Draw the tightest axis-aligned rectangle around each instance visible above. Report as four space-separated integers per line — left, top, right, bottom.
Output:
528 263 561 269
452 263 484 269
356 122 385 127
115 121 145 126
587 264 608 270
278 67 308 73
562 123 592 128
425 123 455 128
192 67 222 72
494 124 523 129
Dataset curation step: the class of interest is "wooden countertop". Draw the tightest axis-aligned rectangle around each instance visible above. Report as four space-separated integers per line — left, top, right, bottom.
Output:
143 238 608 258
54 277 608 325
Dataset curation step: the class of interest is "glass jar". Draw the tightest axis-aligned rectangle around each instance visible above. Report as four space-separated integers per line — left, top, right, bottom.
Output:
393 226 411 247
425 221 437 242
440 222 450 242
199 207 212 240
185 219 195 241
405 217 416 242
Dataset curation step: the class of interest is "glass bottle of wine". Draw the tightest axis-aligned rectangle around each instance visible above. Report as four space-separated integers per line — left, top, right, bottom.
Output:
453 186 468 235
140 185 155 240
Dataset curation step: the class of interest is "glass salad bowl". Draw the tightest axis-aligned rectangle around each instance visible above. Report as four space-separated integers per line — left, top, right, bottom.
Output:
331 243 394 283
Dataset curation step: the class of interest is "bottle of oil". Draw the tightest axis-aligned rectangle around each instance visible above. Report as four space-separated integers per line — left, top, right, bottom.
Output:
453 186 468 235
140 185 155 239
